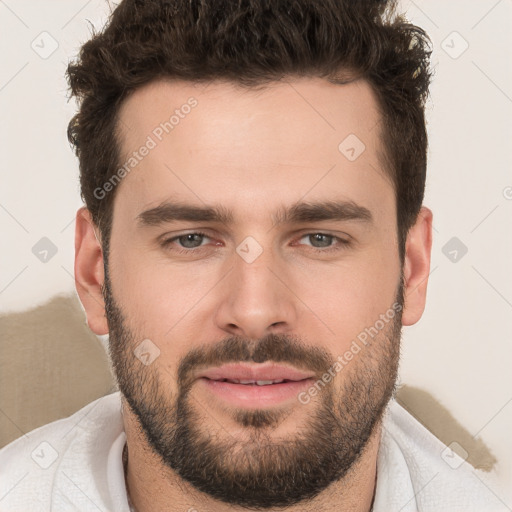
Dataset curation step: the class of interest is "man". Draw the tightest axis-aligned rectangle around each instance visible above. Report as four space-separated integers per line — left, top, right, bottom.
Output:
0 0 505 510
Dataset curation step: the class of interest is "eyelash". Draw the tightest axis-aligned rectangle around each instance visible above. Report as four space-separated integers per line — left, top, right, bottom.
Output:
160 231 351 255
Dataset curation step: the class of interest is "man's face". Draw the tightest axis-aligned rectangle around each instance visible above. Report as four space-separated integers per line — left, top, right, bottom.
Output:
103 77 403 507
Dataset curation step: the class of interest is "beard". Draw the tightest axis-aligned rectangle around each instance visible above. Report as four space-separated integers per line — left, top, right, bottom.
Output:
103 267 404 509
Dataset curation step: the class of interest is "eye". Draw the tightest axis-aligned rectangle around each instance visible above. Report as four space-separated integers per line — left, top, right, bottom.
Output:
296 233 350 252
161 231 213 253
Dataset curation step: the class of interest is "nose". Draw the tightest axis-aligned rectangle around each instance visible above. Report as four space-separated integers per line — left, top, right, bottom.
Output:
213 242 299 340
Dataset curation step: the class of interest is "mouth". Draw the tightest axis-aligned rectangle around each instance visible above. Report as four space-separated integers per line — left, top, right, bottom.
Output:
196 362 316 383
198 377 314 408
204 378 304 385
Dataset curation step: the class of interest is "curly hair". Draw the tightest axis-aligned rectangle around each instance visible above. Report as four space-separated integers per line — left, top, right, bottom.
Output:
67 0 432 264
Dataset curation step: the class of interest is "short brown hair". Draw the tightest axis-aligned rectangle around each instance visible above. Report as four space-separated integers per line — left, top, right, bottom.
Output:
67 0 432 264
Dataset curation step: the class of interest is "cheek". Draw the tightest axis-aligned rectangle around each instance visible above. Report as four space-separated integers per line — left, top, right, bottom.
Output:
294 246 400 352
109 246 218 337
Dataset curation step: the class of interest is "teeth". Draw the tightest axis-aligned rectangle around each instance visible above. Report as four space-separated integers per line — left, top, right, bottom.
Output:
225 379 286 385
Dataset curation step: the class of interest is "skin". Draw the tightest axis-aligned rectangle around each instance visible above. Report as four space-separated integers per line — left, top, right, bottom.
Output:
74 77 433 511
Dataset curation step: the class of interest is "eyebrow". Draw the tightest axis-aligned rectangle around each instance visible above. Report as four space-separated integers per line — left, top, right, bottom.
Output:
136 199 373 228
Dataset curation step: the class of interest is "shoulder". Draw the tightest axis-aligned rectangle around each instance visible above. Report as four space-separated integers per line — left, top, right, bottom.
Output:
375 399 508 512
0 392 123 512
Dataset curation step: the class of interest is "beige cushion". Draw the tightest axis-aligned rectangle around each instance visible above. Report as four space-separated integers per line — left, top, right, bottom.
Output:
0 294 116 447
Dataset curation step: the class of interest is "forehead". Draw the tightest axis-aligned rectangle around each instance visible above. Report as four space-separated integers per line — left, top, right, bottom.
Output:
113 77 393 227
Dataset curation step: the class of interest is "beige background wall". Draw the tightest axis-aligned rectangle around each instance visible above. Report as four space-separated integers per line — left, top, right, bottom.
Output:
1 0 511 504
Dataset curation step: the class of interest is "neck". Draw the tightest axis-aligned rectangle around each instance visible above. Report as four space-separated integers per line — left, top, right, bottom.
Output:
122 401 380 512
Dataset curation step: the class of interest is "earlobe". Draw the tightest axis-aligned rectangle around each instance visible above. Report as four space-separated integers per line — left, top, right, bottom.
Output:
74 207 109 335
401 206 433 326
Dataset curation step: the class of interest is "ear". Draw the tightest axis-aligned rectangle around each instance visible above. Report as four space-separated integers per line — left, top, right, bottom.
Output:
74 207 109 335
401 206 433 326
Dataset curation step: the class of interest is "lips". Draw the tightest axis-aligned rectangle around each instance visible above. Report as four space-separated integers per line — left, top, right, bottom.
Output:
212 378 290 386
197 363 315 384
